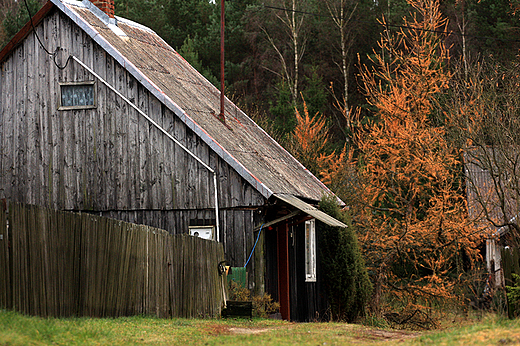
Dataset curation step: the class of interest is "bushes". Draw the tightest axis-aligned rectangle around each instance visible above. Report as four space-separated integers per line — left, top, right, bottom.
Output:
318 195 372 322
227 280 280 318
506 274 520 318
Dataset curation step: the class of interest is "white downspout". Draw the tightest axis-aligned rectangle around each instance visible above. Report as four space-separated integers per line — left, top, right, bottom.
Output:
213 173 220 242
71 55 221 241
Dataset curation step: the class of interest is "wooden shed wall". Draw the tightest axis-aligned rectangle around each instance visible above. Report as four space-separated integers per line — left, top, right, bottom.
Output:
0 8 265 214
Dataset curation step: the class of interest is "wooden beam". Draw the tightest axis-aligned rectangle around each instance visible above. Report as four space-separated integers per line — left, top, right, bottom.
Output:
253 210 300 232
288 215 313 228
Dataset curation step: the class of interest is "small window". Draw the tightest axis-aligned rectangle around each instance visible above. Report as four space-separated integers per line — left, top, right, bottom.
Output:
305 219 316 282
58 81 96 110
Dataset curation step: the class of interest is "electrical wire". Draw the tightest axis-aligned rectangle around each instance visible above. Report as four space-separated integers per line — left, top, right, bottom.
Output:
22 0 71 70
244 223 263 268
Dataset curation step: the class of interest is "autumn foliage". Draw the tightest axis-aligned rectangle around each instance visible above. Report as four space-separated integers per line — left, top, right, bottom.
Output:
288 0 485 314
350 0 481 310
290 97 357 203
290 100 334 177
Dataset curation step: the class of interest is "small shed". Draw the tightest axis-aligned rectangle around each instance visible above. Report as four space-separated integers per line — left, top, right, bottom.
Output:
0 0 347 321
464 147 520 287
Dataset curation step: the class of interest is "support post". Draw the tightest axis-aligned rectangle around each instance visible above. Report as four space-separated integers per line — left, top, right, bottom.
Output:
277 221 290 320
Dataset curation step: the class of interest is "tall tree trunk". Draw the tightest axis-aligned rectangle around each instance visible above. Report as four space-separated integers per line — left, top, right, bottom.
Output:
324 0 357 127
291 0 299 103
261 0 306 105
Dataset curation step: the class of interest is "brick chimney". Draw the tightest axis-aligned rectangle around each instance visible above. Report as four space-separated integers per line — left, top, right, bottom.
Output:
92 0 114 18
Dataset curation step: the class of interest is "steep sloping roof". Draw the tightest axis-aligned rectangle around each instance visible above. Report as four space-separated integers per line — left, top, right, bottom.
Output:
0 0 336 203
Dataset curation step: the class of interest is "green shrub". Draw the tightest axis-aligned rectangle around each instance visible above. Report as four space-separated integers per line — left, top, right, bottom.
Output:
318 195 372 322
506 273 520 318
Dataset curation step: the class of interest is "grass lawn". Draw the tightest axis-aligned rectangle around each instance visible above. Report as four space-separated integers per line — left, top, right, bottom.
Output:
1 309 520 345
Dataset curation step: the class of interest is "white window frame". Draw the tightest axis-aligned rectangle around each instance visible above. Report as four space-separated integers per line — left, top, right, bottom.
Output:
189 225 215 241
58 81 97 110
305 219 316 282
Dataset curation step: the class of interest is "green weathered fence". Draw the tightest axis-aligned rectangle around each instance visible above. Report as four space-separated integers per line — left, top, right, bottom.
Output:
0 202 225 318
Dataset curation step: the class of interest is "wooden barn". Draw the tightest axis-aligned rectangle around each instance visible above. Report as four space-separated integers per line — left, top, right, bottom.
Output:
0 0 346 321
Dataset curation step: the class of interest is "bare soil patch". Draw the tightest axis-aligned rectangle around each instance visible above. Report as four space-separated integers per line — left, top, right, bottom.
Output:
359 328 420 342
218 322 421 342
228 327 273 334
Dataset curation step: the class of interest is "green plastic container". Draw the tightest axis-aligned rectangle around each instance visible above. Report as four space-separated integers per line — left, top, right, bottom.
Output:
227 267 247 288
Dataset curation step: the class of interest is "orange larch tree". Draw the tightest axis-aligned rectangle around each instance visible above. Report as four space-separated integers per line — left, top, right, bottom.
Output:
353 0 482 311
290 98 334 177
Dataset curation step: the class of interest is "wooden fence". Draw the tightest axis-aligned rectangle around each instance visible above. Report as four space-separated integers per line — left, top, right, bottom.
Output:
0 201 225 318
502 247 520 288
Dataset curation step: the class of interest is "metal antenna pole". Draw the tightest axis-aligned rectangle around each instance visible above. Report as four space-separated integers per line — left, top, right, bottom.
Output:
219 0 225 123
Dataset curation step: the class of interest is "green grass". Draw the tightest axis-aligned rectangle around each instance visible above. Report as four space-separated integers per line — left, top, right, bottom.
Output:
415 314 520 345
1 309 520 345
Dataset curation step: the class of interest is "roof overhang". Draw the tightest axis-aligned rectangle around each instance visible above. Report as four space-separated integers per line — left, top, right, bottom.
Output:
274 193 348 228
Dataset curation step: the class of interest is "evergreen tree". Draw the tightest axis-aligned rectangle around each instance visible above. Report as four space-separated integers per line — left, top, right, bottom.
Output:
1 0 44 49
318 195 372 321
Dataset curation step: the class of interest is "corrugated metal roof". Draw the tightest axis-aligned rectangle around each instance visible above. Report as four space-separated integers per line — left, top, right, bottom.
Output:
274 193 348 228
46 0 335 203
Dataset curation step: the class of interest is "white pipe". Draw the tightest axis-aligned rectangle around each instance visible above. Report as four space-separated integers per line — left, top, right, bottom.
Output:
72 55 221 242
214 173 220 242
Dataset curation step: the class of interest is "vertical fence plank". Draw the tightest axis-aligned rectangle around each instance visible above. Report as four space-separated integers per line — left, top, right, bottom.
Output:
12 203 29 314
0 202 9 309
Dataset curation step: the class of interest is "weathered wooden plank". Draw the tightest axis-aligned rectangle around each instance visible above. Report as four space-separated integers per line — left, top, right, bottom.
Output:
161 105 174 209
177 116 189 208
103 52 116 210
126 76 138 210
37 18 51 208
148 96 162 210
12 203 29 313
26 30 37 206
0 59 7 200
218 155 230 209
114 63 127 210
137 85 150 209
14 45 26 204
4 56 15 201
91 46 105 210
0 203 9 309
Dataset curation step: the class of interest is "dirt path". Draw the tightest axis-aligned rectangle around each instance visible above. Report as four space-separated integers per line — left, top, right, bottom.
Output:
206 322 421 342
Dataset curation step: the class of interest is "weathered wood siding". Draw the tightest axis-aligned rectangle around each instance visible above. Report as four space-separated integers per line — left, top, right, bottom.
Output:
0 8 265 213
